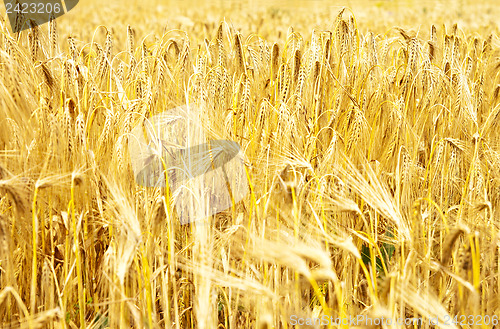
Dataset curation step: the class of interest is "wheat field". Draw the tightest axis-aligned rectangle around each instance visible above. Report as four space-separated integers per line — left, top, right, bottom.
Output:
0 0 500 328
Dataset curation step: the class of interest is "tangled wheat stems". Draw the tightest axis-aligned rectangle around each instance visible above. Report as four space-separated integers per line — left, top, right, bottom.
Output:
0 3 500 328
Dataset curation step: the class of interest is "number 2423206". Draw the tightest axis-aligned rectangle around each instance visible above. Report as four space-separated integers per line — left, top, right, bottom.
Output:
6 2 62 14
